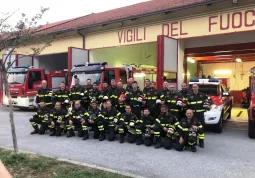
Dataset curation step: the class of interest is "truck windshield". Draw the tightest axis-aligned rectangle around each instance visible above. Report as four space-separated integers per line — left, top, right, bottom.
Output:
197 85 219 96
8 72 26 84
71 72 102 86
189 84 219 96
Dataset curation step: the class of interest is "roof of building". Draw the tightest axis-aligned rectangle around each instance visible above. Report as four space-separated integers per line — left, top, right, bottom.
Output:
36 0 218 35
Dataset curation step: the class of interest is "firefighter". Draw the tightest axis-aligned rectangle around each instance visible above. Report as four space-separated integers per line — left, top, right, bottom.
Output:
175 109 203 152
65 101 90 140
69 78 89 109
48 102 67 136
125 81 143 119
150 99 162 118
85 78 93 91
187 83 210 148
99 81 111 104
109 79 118 108
135 108 155 146
158 81 170 101
87 100 103 139
88 82 101 105
179 83 191 117
144 81 158 112
126 78 134 92
35 80 53 109
143 79 150 93
164 84 183 119
116 81 127 113
153 105 182 149
99 100 121 141
29 101 50 135
52 82 70 111
118 105 138 144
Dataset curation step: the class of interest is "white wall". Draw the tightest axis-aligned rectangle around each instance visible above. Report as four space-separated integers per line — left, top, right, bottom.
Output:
184 31 255 48
202 62 255 90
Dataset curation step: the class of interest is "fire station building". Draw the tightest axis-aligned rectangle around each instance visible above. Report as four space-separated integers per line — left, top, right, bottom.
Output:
3 0 255 105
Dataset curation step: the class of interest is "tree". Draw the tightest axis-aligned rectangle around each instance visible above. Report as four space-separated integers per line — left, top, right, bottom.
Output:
0 7 52 154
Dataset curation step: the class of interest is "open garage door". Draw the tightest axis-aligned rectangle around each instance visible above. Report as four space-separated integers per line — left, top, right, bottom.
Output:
157 35 178 89
68 47 89 70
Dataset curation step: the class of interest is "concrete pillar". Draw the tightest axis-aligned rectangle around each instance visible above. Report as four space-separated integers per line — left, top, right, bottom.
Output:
177 40 184 90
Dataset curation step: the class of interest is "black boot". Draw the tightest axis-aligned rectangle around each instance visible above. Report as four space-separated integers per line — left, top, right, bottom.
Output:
30 126 39 135
199 139 204 148
67 129 75 138
154 137 161 149
99 132 105 141
83 131 89 140
56 127 62 137
191 145 197 152
136 135 144 145
50 128 56 136
39 124 47 135
119 134 124 143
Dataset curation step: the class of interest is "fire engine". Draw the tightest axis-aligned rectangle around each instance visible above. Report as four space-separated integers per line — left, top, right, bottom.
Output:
248 66 255 138
189 78 233 133
4 66 66 109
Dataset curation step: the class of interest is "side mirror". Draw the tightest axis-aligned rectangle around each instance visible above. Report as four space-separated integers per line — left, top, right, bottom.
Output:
222 92 230 96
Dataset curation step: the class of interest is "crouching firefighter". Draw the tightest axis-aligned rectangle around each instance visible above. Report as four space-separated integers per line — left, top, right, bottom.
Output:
29 101 50 135
87 100 102 139
65 101 90 140
136 108 155 146
118 105 138 144
99 100 121 141
48 102 68 136
153 105 182 150
175 109 204 152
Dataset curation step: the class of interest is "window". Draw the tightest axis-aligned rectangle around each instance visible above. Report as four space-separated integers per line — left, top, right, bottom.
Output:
119 69 127 84
28 71 41 89
104 70 115 84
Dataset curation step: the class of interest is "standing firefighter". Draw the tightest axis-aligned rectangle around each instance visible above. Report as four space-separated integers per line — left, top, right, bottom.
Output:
88 82 101 105
144 81 158 112
179 83 191 117
36 80 53 109
70 78 89 109
126 81 143 119
118 105 138 144
52 82 70 110
158 81 169 101
48 102 67 136
176 109 203 152
65 101 90 140
187 83 210 148
109 79 118 108
164 84 183 119
153 105 182 149
29 101 50 135
116 81 127 113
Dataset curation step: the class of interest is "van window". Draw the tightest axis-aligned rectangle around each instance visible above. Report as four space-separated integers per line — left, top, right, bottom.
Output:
104 70 115 85
28 71 41 89
120 70 127 84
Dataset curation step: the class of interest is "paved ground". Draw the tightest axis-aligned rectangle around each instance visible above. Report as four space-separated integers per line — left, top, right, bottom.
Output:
0 107 255 178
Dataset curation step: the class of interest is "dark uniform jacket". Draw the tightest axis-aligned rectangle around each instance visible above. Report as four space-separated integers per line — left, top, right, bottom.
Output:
179 117 203 137
158 88 170 100
155 113 182 133
119 112 138 125
101 107 121 123
144 88 158 109
136 115 155 126
68 107 89 121
165 91 183 112
49 108 67 122
36 87 52 104
53 89 70 105
187 92 209 113
126 89 143 107
70 85 86 102
34 106 51 122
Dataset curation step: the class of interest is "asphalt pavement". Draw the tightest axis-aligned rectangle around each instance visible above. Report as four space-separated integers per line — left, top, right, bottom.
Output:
0 106 255 178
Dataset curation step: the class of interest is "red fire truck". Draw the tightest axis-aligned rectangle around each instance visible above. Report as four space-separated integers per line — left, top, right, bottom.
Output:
4 66 66 109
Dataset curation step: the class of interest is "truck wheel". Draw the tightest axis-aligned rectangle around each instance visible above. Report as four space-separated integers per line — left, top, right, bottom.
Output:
248 119 255 138
214 115 223 133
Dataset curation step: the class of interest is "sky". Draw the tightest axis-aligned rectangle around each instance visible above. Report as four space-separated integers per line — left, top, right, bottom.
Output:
1 0 149 26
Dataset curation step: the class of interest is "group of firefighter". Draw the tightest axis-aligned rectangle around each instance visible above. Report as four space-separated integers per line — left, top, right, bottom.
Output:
29 77 211 152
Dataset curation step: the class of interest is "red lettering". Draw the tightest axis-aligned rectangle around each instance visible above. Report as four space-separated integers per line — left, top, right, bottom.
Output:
232 12 242 29
162 24 169 36
127 29 133 42
171 22 178 36
180 21 188 35
136 29 142 41
209 15 218 32
144 27 146 40
245 10 255 27
220 14 230 30
118 31 123 43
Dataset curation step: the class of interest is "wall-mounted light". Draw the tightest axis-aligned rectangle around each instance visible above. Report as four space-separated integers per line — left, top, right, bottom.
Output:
236 58 242 62
187 57 195 63
213 70 232 75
